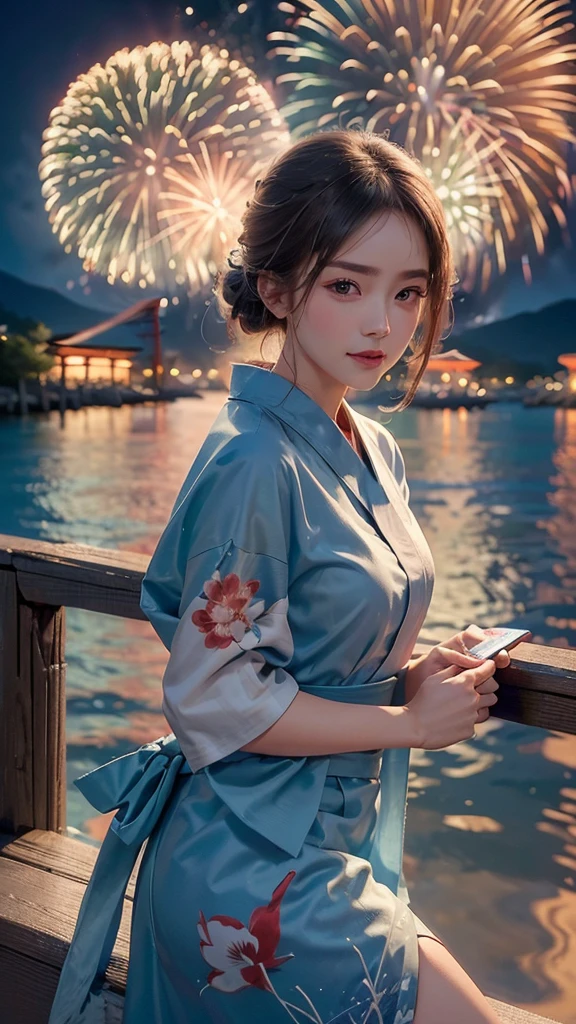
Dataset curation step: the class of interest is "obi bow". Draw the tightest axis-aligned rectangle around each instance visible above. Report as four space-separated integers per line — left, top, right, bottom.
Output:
48 676 409 1023
48 734 191 1023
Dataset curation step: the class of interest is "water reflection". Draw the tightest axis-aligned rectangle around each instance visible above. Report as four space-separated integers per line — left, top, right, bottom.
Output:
1 395 575 1021
537 409 576 641
1 396 226 550
365 403 576 650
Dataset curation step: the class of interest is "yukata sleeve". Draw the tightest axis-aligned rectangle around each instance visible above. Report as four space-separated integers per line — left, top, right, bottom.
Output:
141 440 300 773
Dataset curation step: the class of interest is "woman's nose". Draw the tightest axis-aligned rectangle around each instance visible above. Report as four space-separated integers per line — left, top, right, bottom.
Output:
363 305 391 338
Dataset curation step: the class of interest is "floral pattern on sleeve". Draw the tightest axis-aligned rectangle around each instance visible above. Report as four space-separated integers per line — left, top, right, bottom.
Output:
192 570 261 649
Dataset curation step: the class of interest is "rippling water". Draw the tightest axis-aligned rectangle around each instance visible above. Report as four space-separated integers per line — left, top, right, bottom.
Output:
1 392 575 1022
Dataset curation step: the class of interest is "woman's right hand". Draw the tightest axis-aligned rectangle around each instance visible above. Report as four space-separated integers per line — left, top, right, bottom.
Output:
406 659 499 750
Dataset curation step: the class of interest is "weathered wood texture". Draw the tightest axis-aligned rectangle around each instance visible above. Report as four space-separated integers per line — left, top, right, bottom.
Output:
0 534 148 619
0 831 566 1024
0 568 66 835
0 833 128 1022
0 829 140 900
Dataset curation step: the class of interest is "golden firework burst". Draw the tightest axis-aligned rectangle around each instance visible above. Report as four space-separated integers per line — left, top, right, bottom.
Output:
39 40 290 291
269 0 576 289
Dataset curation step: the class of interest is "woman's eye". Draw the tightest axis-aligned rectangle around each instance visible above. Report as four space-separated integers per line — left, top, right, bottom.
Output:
397 287 424 302
327 279 359 296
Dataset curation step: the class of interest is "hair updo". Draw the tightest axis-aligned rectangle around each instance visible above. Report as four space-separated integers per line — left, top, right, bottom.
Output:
220 263 278 337
214 128 457 407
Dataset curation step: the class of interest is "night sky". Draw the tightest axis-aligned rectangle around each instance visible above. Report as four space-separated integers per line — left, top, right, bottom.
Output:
3 0 576 325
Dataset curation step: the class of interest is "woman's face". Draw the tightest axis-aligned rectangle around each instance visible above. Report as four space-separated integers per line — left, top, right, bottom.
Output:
286 210 430 394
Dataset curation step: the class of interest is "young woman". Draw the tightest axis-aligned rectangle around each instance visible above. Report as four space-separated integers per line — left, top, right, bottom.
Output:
48 130 509 1024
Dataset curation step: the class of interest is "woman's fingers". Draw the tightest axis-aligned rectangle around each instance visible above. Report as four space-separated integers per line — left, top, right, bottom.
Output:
460 626 511 668
432 639 509 685
477 690 499 706
475 677 499 695
461 624 489 647
492 649 511 668
433 645 490 669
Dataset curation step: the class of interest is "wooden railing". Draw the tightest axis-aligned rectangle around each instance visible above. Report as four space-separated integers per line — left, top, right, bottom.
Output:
0 533 575 1024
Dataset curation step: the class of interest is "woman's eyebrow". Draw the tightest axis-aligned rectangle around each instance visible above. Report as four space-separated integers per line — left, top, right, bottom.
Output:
327 259 430 282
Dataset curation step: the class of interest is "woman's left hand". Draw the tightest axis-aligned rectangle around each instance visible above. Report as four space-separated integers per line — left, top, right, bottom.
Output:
404 623 511 702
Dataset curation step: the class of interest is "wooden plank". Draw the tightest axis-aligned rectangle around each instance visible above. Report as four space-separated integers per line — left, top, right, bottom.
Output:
0 534 148 620
0 943 62 1024
0 534 149 574
1 531 575 707
0 830 138 901
0 855 130 992
491 684 576 734
0 571 66 834
0 570 34 834
499 642 576 698
30 604 66 832
16 570 146 621
0 571 20 831
0 944 124 1024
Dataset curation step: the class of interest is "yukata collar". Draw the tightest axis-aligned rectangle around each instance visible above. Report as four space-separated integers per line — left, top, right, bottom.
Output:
227 360 433 669
228 361 369 473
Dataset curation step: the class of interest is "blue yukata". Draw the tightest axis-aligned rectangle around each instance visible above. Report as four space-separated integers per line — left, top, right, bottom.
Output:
48 362 441 1024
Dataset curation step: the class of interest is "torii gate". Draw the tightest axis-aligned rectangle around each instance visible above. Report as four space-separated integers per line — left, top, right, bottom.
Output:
50 296 164 390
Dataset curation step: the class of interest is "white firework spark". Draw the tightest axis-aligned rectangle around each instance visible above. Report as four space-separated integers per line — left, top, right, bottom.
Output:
39 39 290 291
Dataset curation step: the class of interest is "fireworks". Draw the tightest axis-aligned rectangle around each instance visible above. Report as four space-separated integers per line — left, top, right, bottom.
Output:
39 40 290 291
419 125 507 291
269 0 576 289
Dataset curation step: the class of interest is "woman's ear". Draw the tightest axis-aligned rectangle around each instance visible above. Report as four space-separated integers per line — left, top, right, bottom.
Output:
257 271 292 320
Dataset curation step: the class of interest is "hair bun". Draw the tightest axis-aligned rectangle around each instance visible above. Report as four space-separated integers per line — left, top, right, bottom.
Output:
222 266 245 300
221 264 278 336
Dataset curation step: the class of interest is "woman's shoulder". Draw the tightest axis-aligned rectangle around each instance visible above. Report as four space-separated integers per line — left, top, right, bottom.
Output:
169 402 293 519
206 398 296 476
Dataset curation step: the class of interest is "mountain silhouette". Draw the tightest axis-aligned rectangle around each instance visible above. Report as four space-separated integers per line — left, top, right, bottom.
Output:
451 299 574 376
0 268 112 333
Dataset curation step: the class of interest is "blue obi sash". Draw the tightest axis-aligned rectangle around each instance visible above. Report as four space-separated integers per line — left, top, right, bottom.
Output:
48 675 410 1023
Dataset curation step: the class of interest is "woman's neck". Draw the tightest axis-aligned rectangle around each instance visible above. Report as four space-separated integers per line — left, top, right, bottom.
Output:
271 351 348 422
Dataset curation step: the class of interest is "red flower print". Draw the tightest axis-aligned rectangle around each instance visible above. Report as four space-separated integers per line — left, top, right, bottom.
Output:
192 570 260 649
198 870 296 994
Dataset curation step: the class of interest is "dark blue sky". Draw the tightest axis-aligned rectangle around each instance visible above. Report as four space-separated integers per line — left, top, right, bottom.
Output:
4 2 197 310
3 0 576 325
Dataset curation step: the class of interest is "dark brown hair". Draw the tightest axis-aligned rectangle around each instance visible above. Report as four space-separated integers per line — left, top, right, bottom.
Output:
214 128 457 410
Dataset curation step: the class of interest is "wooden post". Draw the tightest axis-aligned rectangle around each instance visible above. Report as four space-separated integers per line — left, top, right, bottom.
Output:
17 378 29 417
59 357 67 419
0 569 66 835
152 301 162 392
39 374 50 413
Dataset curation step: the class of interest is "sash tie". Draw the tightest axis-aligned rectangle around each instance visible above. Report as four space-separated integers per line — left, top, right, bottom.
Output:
48 675 408 1023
